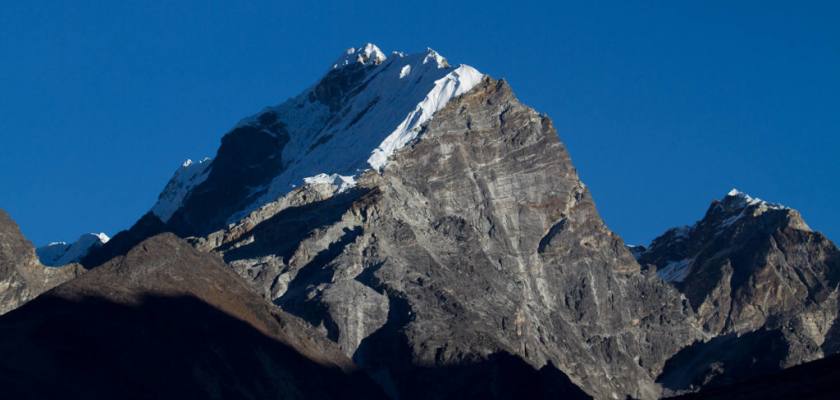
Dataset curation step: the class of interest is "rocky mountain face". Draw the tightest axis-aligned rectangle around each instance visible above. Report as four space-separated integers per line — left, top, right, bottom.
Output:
189 76 702 399
0 210 84 314
4 44 840 399
637 190 840 394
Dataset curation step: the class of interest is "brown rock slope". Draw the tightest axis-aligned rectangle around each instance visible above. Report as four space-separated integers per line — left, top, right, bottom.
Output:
0 233 384 400
0 209 84 315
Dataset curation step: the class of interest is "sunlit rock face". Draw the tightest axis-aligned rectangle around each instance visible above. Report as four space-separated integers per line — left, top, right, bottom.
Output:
0 210 84 315
199 78 699 400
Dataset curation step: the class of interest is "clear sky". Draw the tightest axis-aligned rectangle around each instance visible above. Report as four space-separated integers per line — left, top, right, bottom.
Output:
1 1 838 247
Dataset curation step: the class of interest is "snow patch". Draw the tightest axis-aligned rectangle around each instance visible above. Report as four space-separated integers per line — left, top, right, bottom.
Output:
719 188 789 229
658 258 693 283
367 64 484 170
422 48 449 68
333 43 387 69
399 65 412 79
725 188 787 211
303 173 356 193
152 157 212 222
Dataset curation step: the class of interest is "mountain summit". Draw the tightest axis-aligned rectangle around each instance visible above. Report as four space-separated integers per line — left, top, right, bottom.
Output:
149 44 483 236
637 189 840 393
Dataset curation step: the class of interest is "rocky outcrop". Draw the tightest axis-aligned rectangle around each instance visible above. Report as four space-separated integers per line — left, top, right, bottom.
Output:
0 210 84 314
0 233 386 400
200 78 701 399
638 190 840 394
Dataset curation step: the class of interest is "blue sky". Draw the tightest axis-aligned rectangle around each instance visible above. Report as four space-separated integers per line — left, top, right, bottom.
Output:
1 1 838 246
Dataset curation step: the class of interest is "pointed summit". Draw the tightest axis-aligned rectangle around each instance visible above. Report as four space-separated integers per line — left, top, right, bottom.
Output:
36 232 110 266
140 44 483 235
422 47 449 68
332 43 387 69
722 188 787 211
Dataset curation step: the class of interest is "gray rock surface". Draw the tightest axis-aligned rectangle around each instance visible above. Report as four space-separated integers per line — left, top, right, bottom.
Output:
0 210 84 315
203 78 701 399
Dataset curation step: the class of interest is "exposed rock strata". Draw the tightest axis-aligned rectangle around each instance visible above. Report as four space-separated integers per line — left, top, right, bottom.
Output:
201 78 701 399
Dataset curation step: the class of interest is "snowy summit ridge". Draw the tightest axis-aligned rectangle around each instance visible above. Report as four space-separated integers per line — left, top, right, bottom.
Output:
332 43 387 69
150 43 485 226
152 157 212 221
724 188 788 211
36 232 110 266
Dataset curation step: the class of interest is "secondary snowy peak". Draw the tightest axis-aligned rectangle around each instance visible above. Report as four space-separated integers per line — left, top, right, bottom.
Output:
643 189 804 257
332 43 387 69
422 48 449 68
723 188 788 212
147 44 485 231
638 188 813 283
37 232 110 266
716 188 807 231
151 157 212 221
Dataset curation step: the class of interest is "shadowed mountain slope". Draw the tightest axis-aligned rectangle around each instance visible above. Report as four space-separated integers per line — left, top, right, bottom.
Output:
0 233 384 400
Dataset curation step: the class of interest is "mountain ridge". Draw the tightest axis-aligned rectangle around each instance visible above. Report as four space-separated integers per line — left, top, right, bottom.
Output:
2 43 839 399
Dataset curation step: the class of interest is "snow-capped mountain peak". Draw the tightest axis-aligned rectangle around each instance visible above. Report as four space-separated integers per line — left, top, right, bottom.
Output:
723 188 787 212
717 188 797 229
152 157 212 221
149 44 485 233
36 232 110 266
639 188 814 283
332 43 387 70
422 48 449 68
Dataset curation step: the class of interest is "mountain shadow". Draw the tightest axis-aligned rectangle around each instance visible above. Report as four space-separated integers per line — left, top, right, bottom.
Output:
353 294 591 400
672 352 840 400
0 293 384 400
80 211 167 268
8 232 590 400
657 328 789 393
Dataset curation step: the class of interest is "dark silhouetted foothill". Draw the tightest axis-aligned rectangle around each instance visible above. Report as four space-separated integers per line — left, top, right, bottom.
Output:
0 233 384 400
672 352 840 400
